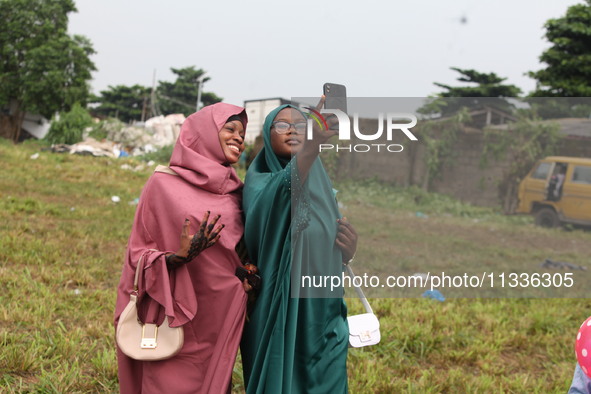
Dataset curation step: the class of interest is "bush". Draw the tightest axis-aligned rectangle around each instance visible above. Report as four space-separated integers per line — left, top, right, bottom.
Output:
136 144 174 164
45 103 93 145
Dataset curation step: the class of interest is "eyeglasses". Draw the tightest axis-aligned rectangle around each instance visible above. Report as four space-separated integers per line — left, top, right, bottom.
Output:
271 121 307 134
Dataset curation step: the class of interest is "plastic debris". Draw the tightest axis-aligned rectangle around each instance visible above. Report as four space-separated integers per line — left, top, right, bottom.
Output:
46 113 185 158
541 258 586 271
48 144 71 153
111 196 121 203
422 289 445 302
412 273 429 281
72 138 120 157
415 211 429 219
30 153 40 160
128 198 140 206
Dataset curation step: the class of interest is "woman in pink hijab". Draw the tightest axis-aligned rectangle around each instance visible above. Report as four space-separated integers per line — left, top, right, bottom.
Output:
114 103 250 393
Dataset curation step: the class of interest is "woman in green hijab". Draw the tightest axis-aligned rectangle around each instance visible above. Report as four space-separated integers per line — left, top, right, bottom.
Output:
241 101 357 393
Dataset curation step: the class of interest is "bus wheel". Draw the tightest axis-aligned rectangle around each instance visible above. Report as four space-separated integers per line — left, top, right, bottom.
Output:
534 208 560 228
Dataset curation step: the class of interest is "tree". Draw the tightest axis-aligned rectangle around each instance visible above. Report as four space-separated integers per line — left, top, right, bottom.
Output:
90 67 223 123
481 118 560 214
0 0 95 142
421 67 522 117
524 96 591 119
91 84 152 123
434 67 522 98
529 0 591 97
44 102 93 144
157 67 222 116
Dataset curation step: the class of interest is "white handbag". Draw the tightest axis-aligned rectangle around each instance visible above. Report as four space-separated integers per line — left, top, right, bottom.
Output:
345 264 381 348
116 252 184 361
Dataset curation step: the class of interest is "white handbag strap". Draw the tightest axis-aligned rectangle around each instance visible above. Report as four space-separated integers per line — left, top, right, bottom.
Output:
345 263 374 314
154 165 179 176
133 249 159 293
133 254 146 293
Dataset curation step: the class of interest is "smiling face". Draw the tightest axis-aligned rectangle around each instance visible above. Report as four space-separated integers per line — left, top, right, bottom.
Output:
270 108 307 160
218 119 245 164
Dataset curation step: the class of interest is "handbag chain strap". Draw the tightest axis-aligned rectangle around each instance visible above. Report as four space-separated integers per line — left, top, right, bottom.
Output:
344 263 374 314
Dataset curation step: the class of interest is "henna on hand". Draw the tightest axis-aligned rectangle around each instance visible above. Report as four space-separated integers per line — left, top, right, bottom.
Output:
165 253 189 270
185 213 224 261
168 212 226 270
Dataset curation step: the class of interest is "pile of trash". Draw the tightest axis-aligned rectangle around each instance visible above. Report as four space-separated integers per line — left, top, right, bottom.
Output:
48 114 186 158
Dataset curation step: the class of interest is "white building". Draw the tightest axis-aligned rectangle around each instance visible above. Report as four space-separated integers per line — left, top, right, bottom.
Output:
243 98 304 144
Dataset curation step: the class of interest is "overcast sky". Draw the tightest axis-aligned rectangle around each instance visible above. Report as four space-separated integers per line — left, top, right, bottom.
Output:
68 0 581 107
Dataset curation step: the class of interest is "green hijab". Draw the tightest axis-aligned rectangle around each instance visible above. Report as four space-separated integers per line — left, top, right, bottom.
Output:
241 104 349 394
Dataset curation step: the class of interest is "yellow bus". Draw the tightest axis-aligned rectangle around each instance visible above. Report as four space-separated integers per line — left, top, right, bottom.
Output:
516 156 591 227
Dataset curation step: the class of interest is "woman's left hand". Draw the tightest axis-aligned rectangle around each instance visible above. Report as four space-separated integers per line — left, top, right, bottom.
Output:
242 279 253 293
335 216 358 264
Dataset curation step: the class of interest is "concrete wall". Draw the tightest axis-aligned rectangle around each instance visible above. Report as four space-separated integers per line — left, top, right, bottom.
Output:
334 117 591 208
428 131 510 207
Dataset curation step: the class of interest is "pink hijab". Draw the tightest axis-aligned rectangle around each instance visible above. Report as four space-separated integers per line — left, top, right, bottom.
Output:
115 103 249 392
115 102 248 328
169 103 247 194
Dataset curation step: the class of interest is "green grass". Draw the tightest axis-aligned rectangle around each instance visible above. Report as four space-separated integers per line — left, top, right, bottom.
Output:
1 138 589 392
337 178 591 298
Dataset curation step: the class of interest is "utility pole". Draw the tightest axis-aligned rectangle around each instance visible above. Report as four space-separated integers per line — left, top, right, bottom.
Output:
150 69 159 116
196 74 207 112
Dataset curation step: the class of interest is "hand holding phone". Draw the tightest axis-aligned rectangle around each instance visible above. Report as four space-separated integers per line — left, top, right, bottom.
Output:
235 264 261 290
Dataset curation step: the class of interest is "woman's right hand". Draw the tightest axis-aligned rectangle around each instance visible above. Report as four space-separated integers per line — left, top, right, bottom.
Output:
297 95 339 183
308 95 339 145
167 211 224 269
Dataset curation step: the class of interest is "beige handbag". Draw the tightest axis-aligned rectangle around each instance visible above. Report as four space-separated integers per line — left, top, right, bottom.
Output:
345 264 381 348
116 252 184 360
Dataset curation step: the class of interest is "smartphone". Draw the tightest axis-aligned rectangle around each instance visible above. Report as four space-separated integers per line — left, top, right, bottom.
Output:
235 266 262 290
323 83 347 114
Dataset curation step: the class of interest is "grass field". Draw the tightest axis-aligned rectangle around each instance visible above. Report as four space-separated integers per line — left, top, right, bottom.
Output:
1 138 590 393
